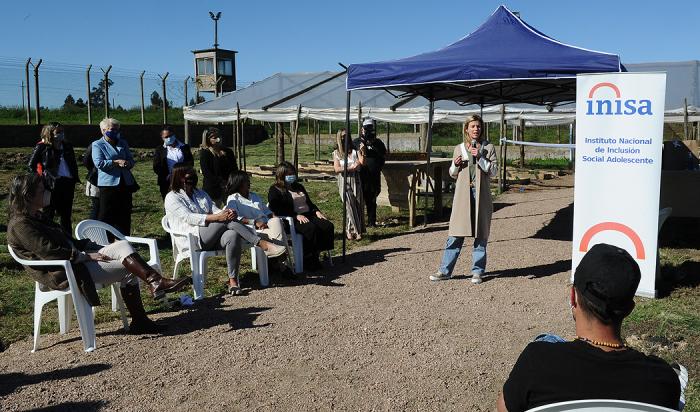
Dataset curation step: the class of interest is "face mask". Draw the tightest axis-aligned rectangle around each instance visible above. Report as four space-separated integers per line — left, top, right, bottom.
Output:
284 175 297 185
42 189 51 208
54 133 64 142
184 175 198 186
105 130 119 140
164 135 177 146
211 137 221 144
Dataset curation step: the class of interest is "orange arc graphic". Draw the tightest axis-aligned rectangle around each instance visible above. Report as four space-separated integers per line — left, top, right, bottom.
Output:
579 222 645 259
588 82 621 99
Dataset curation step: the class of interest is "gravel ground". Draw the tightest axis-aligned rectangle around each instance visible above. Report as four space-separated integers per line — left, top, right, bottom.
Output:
0 177 576 412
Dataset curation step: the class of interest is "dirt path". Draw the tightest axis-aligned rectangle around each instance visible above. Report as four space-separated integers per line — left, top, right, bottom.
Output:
0 178 576 411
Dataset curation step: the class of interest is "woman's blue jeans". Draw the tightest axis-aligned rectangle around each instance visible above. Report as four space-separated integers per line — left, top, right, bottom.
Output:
438 236 487 276
438 187 487 276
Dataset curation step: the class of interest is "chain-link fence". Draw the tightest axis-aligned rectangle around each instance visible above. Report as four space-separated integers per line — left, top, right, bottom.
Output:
0 56 249 125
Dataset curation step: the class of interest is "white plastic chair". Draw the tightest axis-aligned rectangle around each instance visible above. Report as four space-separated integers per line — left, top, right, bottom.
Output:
526 399 677 412
278 215 333 273
7 245 128 353
161 216 269 300
75 219 161 311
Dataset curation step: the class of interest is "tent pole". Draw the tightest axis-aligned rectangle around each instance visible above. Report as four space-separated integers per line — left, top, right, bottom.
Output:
519 118 525 168
343 91 351 262
498 104 505 192
424 99 435 227
684 98 689 139
236 103 243 170
293 105 301 171
386 122 390 153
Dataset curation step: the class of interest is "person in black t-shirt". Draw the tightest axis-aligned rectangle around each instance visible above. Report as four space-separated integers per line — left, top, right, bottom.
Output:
498 243 683 412
353 119 386 227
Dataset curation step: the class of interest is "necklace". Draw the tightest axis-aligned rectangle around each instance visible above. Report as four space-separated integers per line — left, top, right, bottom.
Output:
576 336 626 349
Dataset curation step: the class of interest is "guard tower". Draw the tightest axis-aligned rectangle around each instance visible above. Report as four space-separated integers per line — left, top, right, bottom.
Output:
193 12 237 98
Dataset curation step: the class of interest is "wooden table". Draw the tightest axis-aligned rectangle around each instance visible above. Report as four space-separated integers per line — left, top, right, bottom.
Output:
377 158 453 226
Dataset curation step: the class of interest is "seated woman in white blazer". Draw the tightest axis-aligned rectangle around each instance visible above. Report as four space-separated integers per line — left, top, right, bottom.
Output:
164 165 285 295
224 171 290 269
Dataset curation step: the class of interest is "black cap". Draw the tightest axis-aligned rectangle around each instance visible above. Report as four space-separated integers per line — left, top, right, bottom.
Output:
574 243 641 320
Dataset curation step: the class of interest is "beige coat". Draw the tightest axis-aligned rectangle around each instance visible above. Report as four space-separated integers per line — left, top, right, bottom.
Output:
447 141 498 239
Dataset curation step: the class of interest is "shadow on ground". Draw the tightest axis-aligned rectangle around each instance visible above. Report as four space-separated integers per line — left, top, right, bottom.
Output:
657 260 700 298
484 259 571 282
266 247 412 288
531 203 573 241
0 363 111 397
21 401 108 412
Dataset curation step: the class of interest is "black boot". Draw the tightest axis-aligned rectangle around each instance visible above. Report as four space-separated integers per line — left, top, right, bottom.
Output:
122 253 191 300
120 284 167 334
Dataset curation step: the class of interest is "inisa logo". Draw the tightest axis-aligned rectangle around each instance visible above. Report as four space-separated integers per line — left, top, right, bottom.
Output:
585 82 652 116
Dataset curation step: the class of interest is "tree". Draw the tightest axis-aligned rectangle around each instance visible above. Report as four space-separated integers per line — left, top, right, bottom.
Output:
63 94 76 108
75 98 86 108
89 78 114 107
150 91 163 108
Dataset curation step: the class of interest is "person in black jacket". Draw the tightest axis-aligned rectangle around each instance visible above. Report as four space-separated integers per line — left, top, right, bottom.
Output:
268 161 334 271
354 119 386 227
153 125 194 199
27 122 79 233
83 143 100 220
199 127 237 205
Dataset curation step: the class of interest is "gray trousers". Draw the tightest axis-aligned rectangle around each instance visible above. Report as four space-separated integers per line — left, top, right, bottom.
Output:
199 221 261 279
83 240 138 287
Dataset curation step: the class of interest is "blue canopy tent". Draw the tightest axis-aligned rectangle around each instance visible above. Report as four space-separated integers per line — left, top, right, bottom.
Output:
346 5 623 106
339 5 625 241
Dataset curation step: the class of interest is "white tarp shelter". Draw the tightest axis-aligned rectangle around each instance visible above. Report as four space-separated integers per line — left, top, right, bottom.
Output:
183 61 700 126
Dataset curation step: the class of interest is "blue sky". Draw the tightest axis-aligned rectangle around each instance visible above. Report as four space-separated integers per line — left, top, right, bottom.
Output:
1 0 698 107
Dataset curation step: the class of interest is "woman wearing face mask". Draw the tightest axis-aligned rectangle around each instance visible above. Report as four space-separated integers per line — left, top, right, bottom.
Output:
153 125 193 199
199 127 237 205
224 170 291 275
268 161 334 271
7 173 191 334
165 165 285 296
333 128 366 240
92 118 138 236
27 122 79 233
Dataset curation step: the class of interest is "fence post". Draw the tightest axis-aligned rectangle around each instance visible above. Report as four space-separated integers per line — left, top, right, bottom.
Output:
86 65 92 124
32 59 43 125
25 58 32 124
159 72 169 124
139 71 145 125
184 76 190 108
101 66 112 119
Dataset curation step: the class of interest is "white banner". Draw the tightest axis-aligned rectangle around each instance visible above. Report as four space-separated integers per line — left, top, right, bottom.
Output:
572 72 666 298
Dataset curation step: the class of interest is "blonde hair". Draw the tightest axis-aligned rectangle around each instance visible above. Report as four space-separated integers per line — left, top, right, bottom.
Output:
99 117 120 133
335 129 347 157
462 114 484 145
201 127 225 156
40 122 63 144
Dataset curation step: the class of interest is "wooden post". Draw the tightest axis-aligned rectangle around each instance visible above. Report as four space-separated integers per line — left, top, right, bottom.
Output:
684 98 690 140
184 119 190 145
184 76 190 108
86 65 92 125
276 122 285 164
33 59 42 125
519 118 525 169
139 71 145 125
25 58 31 124
236 103 242 169
386 122 391 153
499 104 505 192
357 101 362 134
292 105 301 171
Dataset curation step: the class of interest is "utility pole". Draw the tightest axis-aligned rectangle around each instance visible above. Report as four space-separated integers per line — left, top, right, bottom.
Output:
25 58 31 124
32 59 43 125
20 81 24 110
159 72 169 124
86 65 92 124
101 65 112 118
209 11 222 49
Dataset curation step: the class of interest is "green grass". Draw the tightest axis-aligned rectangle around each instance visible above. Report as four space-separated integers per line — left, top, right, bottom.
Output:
0 142 411 349
506 157 573 170
0 106 185 125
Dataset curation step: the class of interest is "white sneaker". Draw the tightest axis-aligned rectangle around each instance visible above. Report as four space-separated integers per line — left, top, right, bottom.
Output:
471 273 483 284
429 272 451 281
